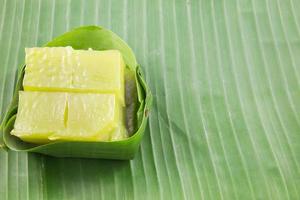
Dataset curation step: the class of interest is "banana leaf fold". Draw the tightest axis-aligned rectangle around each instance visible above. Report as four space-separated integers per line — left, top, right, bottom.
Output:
1 26 152 160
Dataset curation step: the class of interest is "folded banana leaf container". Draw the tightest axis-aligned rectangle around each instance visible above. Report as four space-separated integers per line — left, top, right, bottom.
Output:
1 26 152 160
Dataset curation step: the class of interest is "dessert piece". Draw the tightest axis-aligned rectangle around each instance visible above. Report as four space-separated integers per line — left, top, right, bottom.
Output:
23 47 125 105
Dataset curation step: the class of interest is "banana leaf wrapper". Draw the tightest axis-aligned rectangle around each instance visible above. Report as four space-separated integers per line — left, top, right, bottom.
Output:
1 26 152 160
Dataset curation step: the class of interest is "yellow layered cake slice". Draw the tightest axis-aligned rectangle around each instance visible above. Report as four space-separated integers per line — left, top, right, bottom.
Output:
11 91 67 143
23 47 73 91
49 93 121 142
12 92 124 143
23 47 125 105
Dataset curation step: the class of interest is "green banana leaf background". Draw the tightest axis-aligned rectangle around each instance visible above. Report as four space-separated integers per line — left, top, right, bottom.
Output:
0 0 300 199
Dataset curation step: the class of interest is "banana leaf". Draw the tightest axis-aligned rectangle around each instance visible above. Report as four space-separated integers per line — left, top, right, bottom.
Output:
0 0 300 199
1 25 152 159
